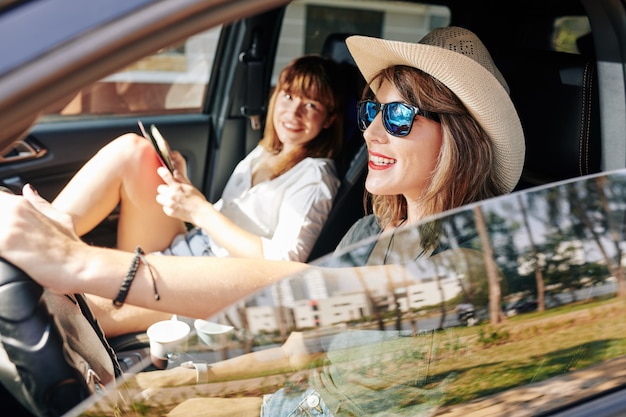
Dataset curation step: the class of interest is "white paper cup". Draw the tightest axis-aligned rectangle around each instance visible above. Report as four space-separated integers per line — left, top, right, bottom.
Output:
194 319 234 350
146 319 191 369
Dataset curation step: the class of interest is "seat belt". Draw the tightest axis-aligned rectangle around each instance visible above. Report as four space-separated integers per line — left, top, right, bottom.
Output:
240 31 265 131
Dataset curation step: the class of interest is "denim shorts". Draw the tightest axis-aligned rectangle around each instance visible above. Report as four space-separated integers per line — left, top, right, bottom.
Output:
261 388 333 417
160 227 214 256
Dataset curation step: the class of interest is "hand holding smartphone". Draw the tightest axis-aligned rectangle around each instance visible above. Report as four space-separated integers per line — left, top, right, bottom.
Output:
138 120 175 173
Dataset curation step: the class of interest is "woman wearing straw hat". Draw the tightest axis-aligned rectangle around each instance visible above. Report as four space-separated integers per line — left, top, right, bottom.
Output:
332 26 524 266
0 26 524 416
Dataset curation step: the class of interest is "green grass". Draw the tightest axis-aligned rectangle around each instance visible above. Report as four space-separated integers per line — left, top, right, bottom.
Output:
425 297 626 406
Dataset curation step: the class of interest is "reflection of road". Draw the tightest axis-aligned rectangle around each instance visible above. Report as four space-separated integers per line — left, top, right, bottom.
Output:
389 282 618 332
174 315 460 367
554 281 616 304
383 315 461 332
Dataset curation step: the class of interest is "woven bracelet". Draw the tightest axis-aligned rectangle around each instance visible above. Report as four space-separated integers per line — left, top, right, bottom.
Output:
113 246 160 307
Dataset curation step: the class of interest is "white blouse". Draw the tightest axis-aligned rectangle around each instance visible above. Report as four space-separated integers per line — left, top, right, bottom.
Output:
209 145 340 262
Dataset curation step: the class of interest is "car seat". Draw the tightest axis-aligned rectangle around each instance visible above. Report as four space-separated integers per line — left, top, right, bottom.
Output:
496 32 601 190
306 33 369 262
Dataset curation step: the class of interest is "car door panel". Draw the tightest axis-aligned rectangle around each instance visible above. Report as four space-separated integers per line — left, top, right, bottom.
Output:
0 116 212 201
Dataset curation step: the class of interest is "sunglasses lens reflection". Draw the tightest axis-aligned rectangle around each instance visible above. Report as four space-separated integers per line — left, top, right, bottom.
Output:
357 101 414 137
358 101 377 130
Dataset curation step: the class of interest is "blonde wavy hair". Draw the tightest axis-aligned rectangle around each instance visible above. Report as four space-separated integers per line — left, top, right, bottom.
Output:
366 65 507 229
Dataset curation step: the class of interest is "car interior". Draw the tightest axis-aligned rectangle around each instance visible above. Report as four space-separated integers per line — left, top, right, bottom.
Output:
0 0 616 256
1 0 625 415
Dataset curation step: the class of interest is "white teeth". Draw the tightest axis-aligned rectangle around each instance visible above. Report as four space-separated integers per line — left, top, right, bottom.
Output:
283 121 301 130
370 155 396 165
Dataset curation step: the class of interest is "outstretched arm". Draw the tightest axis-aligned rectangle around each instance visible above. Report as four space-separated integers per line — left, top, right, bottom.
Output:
0 185 309 320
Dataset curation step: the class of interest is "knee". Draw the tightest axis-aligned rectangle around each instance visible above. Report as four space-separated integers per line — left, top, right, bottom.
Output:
105 133 154 164
114 132 151 153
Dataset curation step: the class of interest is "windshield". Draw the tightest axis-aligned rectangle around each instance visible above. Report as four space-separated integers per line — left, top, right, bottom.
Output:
75 168 626 416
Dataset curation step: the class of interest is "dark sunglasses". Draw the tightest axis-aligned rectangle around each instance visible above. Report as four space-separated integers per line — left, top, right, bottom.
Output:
357 100 440 137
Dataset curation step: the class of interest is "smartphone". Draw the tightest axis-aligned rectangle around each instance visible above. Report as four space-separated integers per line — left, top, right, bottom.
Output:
138 120 175 173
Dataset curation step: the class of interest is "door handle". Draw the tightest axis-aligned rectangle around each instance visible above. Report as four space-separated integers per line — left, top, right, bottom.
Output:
0 137 47 164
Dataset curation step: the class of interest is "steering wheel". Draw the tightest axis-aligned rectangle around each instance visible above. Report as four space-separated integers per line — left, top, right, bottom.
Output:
0 258 121 417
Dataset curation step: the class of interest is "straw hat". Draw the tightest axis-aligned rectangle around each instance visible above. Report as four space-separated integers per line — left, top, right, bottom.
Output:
346 27 525 193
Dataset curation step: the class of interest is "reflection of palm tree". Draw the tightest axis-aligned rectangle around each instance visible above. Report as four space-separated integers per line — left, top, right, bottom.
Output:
518 194 546 312
473 206 504 324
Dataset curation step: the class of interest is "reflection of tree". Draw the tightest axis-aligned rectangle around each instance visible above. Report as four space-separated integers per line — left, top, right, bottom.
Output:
355 270 386 331
537 185 570 302
473 206 504 324
399 268 418 335
439 212 495 310
277 281 288 342
235 302 254 355
385 266 404 331
510 175 626 303
518 194 546 312
446 213 477 304
595 176 626 297
477 207 516 307
429 256 446 330
542 238 585 301
568 178 626 297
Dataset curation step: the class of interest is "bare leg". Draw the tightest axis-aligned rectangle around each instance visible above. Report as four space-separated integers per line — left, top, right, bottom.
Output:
53 133 186 252
52 133 188 336
168 397 262 417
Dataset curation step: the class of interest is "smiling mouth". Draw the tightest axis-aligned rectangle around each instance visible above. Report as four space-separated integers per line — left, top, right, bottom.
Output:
369 154 397 166
282 121 303 131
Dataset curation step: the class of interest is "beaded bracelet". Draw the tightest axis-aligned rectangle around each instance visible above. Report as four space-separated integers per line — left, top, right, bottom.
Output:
113 246 160 307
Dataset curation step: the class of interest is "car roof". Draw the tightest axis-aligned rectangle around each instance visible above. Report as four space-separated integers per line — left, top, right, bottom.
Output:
2 0 622 173
0 0 290 155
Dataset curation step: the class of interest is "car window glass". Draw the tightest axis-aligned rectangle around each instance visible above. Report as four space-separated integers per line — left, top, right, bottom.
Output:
39 26 221 121
553 16 591 53
78 168 626 416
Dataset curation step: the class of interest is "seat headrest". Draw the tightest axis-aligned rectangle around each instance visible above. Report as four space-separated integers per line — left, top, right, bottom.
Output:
321 33 358 67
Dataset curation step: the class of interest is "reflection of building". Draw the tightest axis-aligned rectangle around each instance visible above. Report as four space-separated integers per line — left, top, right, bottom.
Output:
368 276 464 312
402 276 463 311
245 306 294 334
250 269 330 309
245 274 463 333
292 293 371 328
